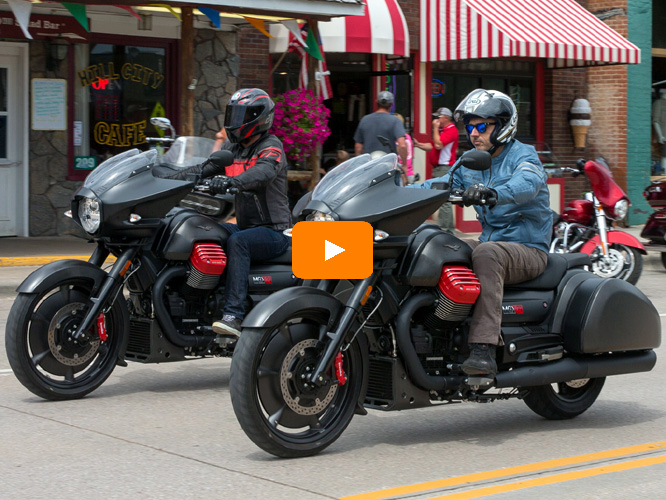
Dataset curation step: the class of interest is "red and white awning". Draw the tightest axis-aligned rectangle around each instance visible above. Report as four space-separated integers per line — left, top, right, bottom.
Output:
270 0 409 56
421 0 640 67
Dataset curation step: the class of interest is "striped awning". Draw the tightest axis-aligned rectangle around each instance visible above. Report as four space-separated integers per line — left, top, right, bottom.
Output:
270 0 409 56
421 0 640 67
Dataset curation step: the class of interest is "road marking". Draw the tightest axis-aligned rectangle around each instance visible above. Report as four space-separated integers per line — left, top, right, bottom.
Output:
0 369 13 376
0 256 115 267
339 441 666 500
423 454 666 500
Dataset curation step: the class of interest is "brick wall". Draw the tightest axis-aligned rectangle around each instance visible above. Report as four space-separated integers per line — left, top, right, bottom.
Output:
238 26 271 90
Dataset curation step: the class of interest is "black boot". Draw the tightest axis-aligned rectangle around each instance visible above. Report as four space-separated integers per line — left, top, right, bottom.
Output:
462 343 497 377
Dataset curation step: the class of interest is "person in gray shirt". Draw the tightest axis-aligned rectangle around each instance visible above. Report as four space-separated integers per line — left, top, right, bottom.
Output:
354 91 407 177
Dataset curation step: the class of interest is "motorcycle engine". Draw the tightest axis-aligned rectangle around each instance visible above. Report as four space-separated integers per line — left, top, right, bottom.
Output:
431 266 481 324
187 243 227 290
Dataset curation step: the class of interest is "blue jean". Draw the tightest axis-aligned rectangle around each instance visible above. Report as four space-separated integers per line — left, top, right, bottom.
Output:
220 223 290 320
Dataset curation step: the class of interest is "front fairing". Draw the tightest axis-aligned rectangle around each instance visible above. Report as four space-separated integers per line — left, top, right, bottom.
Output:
585 160 628 209
306 154 449 235
72 148 194 238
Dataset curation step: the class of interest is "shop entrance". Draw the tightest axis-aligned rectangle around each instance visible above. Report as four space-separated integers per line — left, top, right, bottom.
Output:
0 42 28 237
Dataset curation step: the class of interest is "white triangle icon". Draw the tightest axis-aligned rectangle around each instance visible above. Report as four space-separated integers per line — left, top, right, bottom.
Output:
324 240 345 261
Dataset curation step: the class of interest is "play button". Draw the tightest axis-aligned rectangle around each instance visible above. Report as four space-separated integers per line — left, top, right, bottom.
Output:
324 240 345 261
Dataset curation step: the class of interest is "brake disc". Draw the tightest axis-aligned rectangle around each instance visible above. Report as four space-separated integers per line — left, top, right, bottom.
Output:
280 338 337 416
48 303 100 366
564 378 590 389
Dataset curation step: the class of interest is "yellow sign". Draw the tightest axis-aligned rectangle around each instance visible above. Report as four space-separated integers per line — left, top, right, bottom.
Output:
78 62 164 89
94 120 146 146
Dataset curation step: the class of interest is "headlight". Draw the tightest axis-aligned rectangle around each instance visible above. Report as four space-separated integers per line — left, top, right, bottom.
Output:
306 210 335 222
612 199 628 220
78 197 101 233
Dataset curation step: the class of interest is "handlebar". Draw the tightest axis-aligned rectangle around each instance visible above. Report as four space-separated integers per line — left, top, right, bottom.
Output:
146 137 175 144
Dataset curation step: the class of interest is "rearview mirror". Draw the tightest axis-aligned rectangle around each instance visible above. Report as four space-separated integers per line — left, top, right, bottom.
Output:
460 150 492 171
210 150 234 169
150 117 172 130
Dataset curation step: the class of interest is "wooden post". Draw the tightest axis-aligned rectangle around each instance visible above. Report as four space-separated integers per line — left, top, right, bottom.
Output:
180 7 194 136
307 20 321 189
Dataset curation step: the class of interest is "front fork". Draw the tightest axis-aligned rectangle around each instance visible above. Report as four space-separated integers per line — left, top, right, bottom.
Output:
309 273 379 386
594 196 610 257
70 246 137 342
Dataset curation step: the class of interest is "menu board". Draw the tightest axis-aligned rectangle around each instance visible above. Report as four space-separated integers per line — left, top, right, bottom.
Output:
31 78 66 130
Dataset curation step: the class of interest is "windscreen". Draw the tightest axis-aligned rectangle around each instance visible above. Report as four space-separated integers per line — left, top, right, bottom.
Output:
310 153 399 210
83 149 158 195
159 136 216 168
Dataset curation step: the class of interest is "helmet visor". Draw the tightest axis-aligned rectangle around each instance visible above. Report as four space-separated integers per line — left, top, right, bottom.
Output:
224 105 264 128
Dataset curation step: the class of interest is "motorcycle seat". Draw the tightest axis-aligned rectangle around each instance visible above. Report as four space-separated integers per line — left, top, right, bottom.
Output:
506 253 590 290
258 246 292 264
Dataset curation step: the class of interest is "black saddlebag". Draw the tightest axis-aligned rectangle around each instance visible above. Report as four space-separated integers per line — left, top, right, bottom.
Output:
557 276 661 353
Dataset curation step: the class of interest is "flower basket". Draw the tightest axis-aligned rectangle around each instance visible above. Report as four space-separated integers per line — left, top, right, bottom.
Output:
270 89 331 168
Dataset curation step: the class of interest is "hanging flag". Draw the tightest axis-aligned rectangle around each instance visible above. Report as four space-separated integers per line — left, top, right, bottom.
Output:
114 5 141 21
6 0 32 39
304 27 323 61
281 19 306 48
243 16 272 38
62 3 89 32
152 4 181 21
288 24 332 98
198 7 221 28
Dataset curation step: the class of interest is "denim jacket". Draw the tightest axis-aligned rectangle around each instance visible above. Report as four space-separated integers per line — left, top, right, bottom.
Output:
413 140 551 253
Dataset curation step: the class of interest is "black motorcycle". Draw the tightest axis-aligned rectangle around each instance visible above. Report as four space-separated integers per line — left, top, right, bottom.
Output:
5 148 297 400
229 150 661 458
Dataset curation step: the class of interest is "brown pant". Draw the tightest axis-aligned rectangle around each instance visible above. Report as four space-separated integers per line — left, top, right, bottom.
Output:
464 240 548 345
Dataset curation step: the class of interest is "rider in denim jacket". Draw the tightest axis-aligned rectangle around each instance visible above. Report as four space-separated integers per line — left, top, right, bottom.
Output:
411 89 551 377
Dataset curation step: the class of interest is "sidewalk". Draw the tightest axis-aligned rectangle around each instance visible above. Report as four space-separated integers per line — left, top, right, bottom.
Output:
0 224 651 267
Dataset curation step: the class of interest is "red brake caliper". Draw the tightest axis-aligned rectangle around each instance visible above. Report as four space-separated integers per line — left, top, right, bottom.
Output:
96 314 108 342
335 351 347 386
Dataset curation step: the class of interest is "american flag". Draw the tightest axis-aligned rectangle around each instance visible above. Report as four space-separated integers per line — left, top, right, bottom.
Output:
286 23 333 100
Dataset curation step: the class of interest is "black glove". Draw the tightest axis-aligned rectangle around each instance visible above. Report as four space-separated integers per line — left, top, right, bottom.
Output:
462 183 497 207
210 175 241 195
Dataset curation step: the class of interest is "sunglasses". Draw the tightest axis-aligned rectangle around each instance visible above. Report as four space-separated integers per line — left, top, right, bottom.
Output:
465 122 496 134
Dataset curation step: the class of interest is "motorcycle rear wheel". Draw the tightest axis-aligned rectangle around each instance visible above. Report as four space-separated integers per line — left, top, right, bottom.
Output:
590 244 642 284
5 281 127 400
523 377 605 420
230 315 364 458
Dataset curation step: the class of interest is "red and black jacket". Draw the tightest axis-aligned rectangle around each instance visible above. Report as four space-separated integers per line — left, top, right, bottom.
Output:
220 134 291 231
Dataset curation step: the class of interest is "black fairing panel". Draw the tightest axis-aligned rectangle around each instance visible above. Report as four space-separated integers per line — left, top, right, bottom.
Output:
247 264 299 292
157 209 231 260
562 277 661 353
333 177 449 235
398 224 473 286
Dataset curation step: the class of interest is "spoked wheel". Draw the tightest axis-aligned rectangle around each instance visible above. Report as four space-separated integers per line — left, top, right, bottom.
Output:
230 315 365 458
590 244 642 284
523 377 605 420
5 281 127 400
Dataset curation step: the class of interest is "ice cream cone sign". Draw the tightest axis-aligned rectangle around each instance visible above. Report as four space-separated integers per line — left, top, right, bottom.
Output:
569 98 591 149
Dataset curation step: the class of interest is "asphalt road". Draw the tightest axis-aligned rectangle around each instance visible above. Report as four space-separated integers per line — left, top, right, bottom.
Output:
1 255 666 500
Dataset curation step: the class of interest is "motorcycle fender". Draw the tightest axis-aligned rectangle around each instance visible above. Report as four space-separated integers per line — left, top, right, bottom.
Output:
241 286 344 331
579 231 647 255
17 259 107 295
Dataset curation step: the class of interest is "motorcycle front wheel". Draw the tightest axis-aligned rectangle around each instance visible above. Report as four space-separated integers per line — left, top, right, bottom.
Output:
5 280 127 400
523 377 606 419
590 244 642 284
230 314 364 458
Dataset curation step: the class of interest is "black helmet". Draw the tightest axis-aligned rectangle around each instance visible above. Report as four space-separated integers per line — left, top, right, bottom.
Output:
377 91 394 107
454 89 518 152
224 88 275 144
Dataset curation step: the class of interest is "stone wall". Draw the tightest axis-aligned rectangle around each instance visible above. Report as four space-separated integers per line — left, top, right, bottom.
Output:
27 28 238 236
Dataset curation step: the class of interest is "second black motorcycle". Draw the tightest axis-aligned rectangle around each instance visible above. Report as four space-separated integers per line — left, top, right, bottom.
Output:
5 148 297 400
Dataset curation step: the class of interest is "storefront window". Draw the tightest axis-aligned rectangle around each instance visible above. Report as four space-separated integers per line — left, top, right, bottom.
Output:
431 60 536 141
72 41 168 176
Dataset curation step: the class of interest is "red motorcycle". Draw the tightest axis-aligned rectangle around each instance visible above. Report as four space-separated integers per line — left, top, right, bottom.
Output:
550 159 646 284
640 179 666 268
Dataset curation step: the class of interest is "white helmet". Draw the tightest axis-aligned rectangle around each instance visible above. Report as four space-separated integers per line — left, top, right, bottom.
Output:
454 89 518 152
